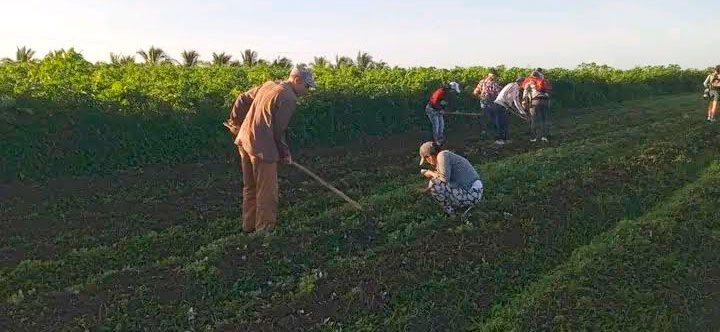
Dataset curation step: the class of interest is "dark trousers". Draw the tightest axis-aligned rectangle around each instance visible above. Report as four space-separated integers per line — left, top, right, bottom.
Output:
529 98 550 139
481 101 495 132
487 102 508 140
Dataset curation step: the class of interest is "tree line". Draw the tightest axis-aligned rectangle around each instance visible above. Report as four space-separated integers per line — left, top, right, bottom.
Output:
2 46 389 70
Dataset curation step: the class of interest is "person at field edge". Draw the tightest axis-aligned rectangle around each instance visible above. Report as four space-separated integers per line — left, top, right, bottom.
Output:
473 68 503 136
703 65 720 123
521 69 552 142
425 81 461 146
419 141 484 217
484 75 527 145
224 64 316 233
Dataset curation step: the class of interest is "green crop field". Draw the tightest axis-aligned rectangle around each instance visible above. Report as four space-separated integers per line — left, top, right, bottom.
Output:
1 52 719 331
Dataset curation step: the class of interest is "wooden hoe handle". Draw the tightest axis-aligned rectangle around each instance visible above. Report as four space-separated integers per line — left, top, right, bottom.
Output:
291 161 365 212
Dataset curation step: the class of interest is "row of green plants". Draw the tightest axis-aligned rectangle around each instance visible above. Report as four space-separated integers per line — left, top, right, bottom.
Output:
0 48 708 180
2 95 715 330
478 160 720 332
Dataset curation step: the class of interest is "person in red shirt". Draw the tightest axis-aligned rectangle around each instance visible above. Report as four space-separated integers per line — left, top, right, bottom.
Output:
425 81 461 145
521 69 552 142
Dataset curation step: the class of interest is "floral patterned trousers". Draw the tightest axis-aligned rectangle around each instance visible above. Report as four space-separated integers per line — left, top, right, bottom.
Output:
428 178 483 215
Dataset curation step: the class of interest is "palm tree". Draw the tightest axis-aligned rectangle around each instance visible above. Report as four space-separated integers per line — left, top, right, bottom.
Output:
109 53 135 65
272 56 293 68
120 55 136 65
136 46 171 65
373 60 388 69
356 51 374 71
334 55 354 69
241 49 259 67
312 56 329 68
181 50 200 66
4 46 36 63
212 52 232 66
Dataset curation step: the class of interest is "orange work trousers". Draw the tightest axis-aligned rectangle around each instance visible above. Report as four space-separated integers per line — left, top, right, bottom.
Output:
239 146 278 233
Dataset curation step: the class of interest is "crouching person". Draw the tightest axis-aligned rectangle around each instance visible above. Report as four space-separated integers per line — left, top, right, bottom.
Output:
418 141 483 217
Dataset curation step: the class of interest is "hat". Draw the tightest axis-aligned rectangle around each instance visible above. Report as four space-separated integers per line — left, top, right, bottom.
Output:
290 65 317 89
515 75 525 83
419 141 438 166
488 68 498 76
448 81 461 93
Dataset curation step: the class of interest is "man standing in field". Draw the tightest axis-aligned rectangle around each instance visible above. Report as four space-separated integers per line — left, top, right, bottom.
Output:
473 68 503 136
225 65 316 233
425 81 461 146
521 69 552 142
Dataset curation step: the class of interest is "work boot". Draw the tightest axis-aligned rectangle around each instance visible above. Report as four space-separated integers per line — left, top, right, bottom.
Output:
494 140 505 145
541 137 549 142
530 138 537 143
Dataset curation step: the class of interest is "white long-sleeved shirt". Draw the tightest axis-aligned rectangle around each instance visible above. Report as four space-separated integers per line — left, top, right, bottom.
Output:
494 82 526 115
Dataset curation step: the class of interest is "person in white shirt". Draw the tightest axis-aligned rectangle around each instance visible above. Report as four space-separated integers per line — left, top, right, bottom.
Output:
483 75 527 145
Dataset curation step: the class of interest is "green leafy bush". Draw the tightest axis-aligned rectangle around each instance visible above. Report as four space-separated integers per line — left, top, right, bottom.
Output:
0 51 707 180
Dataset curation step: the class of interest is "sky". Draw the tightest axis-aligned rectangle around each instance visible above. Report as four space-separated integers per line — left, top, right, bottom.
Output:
1 0 718 69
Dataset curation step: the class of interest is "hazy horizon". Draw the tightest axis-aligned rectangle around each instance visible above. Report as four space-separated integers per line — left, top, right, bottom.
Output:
2 0 718 69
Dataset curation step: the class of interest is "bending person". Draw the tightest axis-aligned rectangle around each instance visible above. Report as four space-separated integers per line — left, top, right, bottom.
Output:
229 65 316 233
485 75 527 144
521 69 552 142
425 81 461 146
